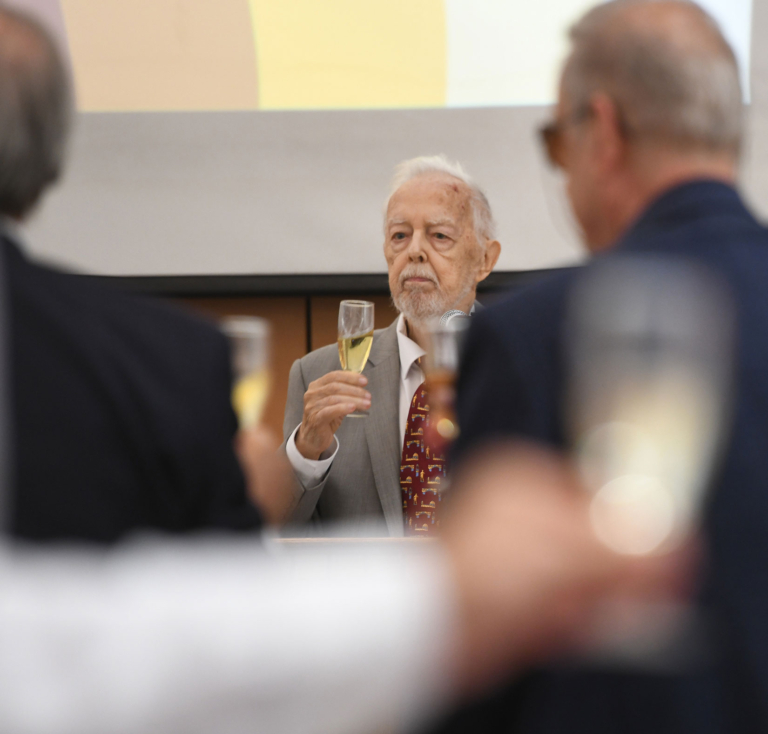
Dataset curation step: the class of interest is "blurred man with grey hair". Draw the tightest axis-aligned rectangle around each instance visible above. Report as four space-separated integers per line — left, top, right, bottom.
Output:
447 1 768 732
0 4 272 540
283 155 500 534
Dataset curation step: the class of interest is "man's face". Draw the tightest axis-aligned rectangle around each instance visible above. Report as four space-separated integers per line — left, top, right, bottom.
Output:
553 91 606 251
384 173 486 324
547 82 632 252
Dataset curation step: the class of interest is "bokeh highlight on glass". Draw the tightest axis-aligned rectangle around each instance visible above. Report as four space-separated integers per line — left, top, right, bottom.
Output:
221 316 271 429
424 314 470 448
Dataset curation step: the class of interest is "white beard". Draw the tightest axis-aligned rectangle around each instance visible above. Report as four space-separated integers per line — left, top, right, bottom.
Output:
392 273 476 326
392 288 446 325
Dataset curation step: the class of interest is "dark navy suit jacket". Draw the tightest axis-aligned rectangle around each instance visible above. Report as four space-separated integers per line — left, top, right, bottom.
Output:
450 181 768 733
4 234 262 543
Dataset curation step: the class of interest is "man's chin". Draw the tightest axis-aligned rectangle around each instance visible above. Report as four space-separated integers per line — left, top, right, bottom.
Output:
395 294 445 325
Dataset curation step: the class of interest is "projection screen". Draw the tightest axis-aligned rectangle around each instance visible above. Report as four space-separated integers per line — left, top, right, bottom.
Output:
7 0 765 278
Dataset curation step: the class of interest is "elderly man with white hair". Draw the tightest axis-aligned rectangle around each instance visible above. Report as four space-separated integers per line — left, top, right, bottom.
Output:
282 156 500 534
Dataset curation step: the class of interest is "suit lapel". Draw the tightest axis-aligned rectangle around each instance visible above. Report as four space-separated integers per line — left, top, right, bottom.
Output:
363 320 404 536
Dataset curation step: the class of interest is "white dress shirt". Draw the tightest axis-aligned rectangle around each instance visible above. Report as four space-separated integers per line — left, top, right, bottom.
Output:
286 314 425 489
0 535 457 734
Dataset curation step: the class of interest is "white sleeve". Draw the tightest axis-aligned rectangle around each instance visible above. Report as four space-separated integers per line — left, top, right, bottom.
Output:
285 424 339 490
0 537 458 734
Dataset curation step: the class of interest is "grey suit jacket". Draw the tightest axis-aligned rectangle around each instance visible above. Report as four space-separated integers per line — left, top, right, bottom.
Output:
283 319 404 536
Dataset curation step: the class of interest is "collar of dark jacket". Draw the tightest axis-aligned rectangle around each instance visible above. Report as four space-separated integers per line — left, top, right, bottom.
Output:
616 179 749 254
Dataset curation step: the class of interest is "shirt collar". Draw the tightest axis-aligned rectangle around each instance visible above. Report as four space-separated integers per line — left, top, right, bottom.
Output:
396 314 426 383
394 303 480 382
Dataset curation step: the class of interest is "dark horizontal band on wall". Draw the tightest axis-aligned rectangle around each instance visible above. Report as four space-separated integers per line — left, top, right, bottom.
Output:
91 268 575 298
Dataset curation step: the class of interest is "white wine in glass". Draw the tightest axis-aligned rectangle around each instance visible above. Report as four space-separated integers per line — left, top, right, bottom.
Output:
231 369 270 429
567 257 733 556
338 300 374 417
221 316 271 429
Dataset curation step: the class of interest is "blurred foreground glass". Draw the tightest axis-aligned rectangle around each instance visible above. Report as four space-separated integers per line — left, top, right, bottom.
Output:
567 256 734 556
338 300 374 417
424 314 470 449
221 316 271 429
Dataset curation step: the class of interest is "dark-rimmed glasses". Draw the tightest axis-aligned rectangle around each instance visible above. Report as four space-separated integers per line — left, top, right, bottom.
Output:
539 102 631 169
538 106 592 169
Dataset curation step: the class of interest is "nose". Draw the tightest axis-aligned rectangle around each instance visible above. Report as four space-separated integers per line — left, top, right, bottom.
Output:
406 230 428 262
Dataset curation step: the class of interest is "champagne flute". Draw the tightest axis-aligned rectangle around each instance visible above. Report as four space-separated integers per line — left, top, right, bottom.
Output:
338 300 374 418
221 316 271 429
565 256 734 670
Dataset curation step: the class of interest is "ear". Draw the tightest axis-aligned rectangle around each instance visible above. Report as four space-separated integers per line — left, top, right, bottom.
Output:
589 92 627 174
475 239 501 283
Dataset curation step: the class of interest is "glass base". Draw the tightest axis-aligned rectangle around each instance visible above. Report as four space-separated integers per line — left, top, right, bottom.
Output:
347 410 369 418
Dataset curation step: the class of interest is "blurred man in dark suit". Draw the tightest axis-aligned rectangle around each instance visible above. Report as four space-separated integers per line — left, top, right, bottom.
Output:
452 1 768 731
0 5 267 541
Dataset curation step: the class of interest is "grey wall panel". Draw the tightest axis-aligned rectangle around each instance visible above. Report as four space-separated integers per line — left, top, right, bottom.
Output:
740 0 768 218
21 107 584 276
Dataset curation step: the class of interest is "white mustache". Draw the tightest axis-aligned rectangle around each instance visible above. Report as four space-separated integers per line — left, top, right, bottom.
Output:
399 267 437 286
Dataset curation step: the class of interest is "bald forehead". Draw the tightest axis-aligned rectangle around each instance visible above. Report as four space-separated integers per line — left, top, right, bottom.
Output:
591 0 731 55
0 9 54 73
386 173 473 222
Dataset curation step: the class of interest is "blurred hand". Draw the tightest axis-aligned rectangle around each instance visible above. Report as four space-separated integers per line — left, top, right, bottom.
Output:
295 371 371 460
441 444 694 695
235 426 296 526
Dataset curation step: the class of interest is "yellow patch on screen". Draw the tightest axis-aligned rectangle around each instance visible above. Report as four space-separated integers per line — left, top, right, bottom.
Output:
249 0 446 110
60 0 447 112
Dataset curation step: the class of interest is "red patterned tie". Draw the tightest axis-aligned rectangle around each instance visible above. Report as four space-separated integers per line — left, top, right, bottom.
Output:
400 382 445 535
